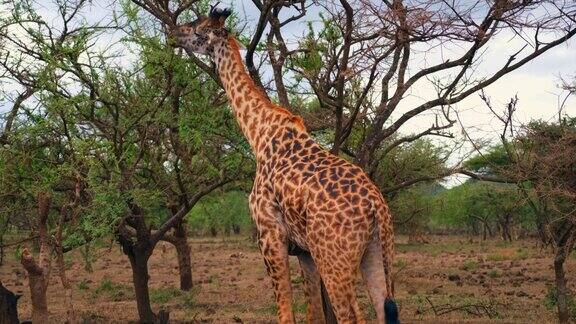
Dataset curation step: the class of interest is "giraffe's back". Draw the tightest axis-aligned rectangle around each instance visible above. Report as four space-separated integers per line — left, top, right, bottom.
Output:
263 125 384 255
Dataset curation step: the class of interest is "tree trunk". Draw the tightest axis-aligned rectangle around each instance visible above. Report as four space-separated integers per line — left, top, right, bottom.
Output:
554 229 576 324
232 224 241 235
0 225 5 266
80 241 93 273
554 253 570 323
486 222 493 238
56 205 78 324
56 248 77 324
118 219 169 324
21 249 49 324
250 225 258 243
499 213 513 241
128 249 157 323
20 193 52 324
173 224 193 291
0 238 3 267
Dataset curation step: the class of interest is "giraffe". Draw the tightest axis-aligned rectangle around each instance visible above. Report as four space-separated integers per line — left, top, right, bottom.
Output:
170 7 400 324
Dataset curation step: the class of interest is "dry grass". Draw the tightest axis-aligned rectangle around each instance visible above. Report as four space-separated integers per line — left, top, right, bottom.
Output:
1 235 573 323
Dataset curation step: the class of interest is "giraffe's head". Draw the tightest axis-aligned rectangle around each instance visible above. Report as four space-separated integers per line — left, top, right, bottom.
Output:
170 6 232 56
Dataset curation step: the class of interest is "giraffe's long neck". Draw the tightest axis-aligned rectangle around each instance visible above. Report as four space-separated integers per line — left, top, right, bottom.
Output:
212 37 305 161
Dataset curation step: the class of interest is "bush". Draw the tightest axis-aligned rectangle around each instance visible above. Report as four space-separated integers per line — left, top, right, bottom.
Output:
91 278 133 301
187 191 252 236
544 286 576 320
150 286 182 304
461 260 479 271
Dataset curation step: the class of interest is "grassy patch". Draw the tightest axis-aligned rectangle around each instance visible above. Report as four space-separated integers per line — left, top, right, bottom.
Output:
394 258 409 269
150 286 182 304
487 253 509 262
488 270 501 278
181 289 199 308
206 275 220 286
495 240 512 248
81 311 106 322
293 300 307 314
291 275 305 285
405 294 428 317
258 303 278 315
364 301 377 320
515 248 531 260
64 255 74 270
76 279 90 291
461 259 479 271
91 278 133 301
544 286 576 320
488 248 531 262
396 242 465 257
408 294 501 319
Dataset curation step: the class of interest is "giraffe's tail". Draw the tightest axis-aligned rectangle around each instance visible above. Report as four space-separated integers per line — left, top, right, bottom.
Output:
373 198 400 324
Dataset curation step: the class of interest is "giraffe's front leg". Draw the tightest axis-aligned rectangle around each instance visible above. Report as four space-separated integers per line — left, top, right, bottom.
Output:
258 226 295 324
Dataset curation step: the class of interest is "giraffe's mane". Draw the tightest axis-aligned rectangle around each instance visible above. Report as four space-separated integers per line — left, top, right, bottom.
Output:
227 36 306 132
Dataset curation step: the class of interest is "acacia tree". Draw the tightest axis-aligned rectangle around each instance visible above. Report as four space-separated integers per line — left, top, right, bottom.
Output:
1 0 250 322
278 1 575 168
0 86 87 324
464 90 576 322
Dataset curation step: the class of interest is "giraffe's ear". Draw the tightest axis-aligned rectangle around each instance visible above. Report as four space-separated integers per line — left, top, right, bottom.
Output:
209 6 232 28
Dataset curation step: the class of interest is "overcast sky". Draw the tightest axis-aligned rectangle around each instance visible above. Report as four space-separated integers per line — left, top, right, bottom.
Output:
1 1 574 187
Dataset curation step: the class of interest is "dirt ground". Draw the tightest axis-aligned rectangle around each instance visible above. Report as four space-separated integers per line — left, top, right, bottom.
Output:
1 235 574 323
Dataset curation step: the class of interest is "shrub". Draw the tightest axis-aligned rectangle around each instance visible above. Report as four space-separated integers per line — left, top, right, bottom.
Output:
544 286 576 320
150 286 182 304
462 260 479 271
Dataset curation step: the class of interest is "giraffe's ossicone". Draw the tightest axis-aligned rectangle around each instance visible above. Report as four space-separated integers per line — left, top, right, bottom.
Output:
170 6 400 324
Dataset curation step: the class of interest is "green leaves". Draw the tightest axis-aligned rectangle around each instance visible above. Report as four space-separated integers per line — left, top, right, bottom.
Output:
464 145 510 173
375 138 448 192
187 191 251 235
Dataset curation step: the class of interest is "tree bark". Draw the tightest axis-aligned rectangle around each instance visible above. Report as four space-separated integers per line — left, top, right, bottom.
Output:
498 213 514 241
118 215 169 324
20 193 52 324
127 248 156 323
172 224 193 291
554 229 576 323
21 248 49 324
55 247 77 324
554 253 570 323
56 206 78 324
160 221 193 291
80 241 93 273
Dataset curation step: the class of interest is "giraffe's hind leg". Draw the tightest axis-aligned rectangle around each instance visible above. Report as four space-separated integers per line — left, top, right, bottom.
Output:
360 236 388 324
316 266 364 324
297 252 326 324
309 247 365 324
